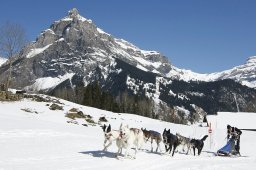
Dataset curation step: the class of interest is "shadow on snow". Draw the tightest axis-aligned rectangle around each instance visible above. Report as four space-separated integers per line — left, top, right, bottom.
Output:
79 150 118 158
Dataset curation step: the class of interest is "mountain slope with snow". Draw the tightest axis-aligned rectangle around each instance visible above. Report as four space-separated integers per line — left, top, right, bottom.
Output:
0 96 256 170
0 57 7 67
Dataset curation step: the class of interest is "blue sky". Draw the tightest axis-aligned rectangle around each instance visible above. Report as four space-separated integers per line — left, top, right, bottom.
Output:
1 0 256 73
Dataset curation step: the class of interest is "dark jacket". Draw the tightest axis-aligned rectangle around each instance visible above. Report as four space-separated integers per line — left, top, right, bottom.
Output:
227 126 242 139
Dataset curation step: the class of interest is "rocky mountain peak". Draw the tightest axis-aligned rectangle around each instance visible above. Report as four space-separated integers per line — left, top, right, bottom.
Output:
246 56 256 64
68 8 79 17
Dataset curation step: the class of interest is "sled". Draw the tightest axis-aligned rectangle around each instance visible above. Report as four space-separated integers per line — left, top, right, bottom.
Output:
217 138 240 156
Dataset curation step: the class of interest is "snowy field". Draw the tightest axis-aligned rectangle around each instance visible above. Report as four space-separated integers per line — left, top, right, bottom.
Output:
0 96 256 170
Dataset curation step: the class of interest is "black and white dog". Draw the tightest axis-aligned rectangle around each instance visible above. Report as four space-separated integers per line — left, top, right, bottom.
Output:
162 129 181 156
190 135 208 156
101 124 121 151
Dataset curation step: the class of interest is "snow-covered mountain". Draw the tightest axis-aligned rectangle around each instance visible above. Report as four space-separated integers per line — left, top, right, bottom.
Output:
0 95 256 169
0 8 171 90
206 56 256 88
0 8 256 117
170 56 256 88
0 57 7 67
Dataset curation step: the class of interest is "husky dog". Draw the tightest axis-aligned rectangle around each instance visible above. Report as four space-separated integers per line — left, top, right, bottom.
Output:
190 135 208 156
142 128 162 152
102 124 121 151
117 124 144 159
162 129 181 156
176 133 191 154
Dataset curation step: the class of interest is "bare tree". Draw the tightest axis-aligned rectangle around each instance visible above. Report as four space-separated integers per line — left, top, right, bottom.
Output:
0 22 26 98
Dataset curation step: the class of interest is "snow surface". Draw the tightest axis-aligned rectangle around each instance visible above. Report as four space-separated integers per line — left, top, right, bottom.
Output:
0 57 7 66
136 64 148 72
26 44 52 58
97 28 111 36
0 96 256 170
40 29 55 35
114 38 164 72
25 73 75 91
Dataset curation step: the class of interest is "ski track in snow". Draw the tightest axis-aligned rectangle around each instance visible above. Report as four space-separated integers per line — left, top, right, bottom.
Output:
0 98 256 170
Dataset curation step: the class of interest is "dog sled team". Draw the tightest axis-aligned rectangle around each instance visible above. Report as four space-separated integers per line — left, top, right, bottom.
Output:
217 124 242 156
101 123 209 159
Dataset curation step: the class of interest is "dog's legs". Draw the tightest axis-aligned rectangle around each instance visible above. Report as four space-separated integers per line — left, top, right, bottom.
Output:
138 138 144 151
103 139 107 151
198 147 202 155
116 147 122 157
169 144 173 155
156 138 161 152
156 140 159 153
182 143 185 152
124 149 128 158
165 144 168 152
158 139 163 153
134 147 138 159
165 143 171 153
192 147 196 156
124 147 130 158
172 144 177 156
186 144 190 155
103 140 112 151
151 138 153 152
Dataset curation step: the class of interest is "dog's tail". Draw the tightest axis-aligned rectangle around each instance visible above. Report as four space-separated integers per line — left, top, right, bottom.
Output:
200 135 208 141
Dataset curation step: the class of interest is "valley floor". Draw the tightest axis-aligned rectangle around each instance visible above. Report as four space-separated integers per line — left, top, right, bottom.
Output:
0 97 256 170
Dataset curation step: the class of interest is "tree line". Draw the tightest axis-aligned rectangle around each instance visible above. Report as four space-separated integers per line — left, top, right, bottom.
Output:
52 82 158 119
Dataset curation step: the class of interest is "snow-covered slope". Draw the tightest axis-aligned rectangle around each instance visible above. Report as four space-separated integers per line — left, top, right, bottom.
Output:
0 57 7 67
0 96 256 170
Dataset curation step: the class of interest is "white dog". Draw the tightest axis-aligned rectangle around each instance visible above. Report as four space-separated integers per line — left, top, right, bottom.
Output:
102 124 121 151
117 124 144 159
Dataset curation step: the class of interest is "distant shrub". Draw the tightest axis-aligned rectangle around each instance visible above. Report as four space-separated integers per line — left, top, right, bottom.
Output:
69 108 78 113
66 113 84 119
21 108 38 114
85 118 95 124
49 103 63 110
99 116 108 122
